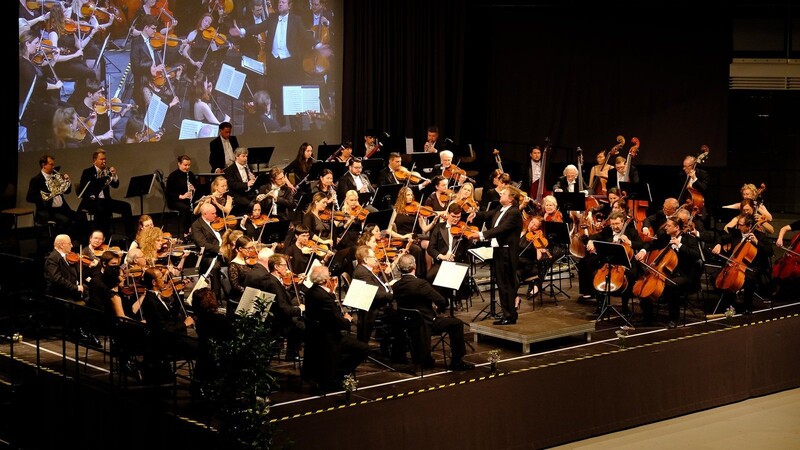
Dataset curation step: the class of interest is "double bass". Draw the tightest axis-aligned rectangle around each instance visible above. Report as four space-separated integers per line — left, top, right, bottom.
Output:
530 138 552 214
677 145 710 219
622 138 649 242
569 147 588 259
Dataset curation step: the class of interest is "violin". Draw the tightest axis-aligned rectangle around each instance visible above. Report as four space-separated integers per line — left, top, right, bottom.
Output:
375 246 398 260
394 167 428 184
210 215 239 231
303 241 331 258
250 214 277 227
525 229 548 248
456 198 478 214
65 18 94 34
94 96 137 115
404 201 437 218
281 270 304 287
443 165 466 180
201 26 229 46
544 210 563 223
26 0 61 9
245 247 258 266
66 252 94 267
318 208 332 223
439 189 455 203
450 221 480 239
31 39 70 65
150 32 181 48
153 65 183 88
80 2 117 23
209 0 234 15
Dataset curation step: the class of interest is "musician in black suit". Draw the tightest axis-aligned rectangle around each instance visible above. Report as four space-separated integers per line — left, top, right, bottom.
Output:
432 150 467 188
302 265 369 391
255 167 296 220
521 145 551 199
352 246 393 344
606 156 640 191
678 154 711 196
336 157 375 203
209 122 239 173
392 254 474 371
223 147 258 214
44 234 85 302
191 203 224 299
427 203 471 311
165 155 198 236
129 15 160 113
471 186 523 325
642 198 679 240
552 165 589 194
634 216 702 328
77 150 133 237
243 251 305 359
26 154 81 236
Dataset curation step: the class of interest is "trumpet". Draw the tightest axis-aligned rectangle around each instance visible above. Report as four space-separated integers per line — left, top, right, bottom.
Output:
41 170 71 201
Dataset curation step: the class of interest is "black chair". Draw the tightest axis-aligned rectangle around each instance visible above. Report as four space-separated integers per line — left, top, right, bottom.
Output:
680 259 706 325
396 307 449 377
155 169 180 233
301 316 340 392
109 316 150 385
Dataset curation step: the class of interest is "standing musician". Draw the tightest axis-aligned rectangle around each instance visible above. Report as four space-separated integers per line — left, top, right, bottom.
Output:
209 121 239 173
427 203 472 312
723 183 773 223
642 198 679 240
352 245 394 345
521 145 548 198
284 142 315 194
223 147 258 214
336 157 375 201
679 154 710 195
634 216 701 328
711 214 773 315
469 186 523 325
723 199 774 235
26 154 81 237
588 149 613 196
129 15 164 113
77 150 133 237
606 156 640 190
193 175 233 217
256 167 295 220
583 212 644 316
165 155 197 236
19 30 63 151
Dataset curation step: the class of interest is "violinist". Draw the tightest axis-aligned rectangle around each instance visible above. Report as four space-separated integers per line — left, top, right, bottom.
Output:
711 215 773 315
352 245 394 345
424 176 452 213
310 168 338 207
125 215 155 261
452 182 479 220
434 150 466 187
194 176 233 216
642 198 679 240
240 200 271 242
588 149 613 196
70 0 115 71
133 0 178 37
71 78 132 144
78 150 133 237
80 229 107 275
336 190 368 249
516 215 548 307
45 234 86 302
284 225 313 275
245 89 287 134
634 216 701 328
283 142 315 194
426 203 472 312
255 167 295 220
44 2 98 84
724 199 774 235
191 70 231 124
130 15 164 109
165 155 198 236
582 212 644 316
180 13 227 77
19 31 63 151
243 252 305 360
302 192 335 248
225 235 257 317
542 195 563 223
336 157 375 200
391 186 436 278
50 106 85 149
191 203 224 299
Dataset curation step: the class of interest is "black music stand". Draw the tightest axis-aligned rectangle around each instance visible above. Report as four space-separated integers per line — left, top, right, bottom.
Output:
410 153 439 173
247 146 275 172
619 182 653 203
259 219 290 245
366 209 394 232
361 158 384 184
370 184 402 210
317 144 341 162
593 240 633 327
125 173 156 216
542 221 571 299
195 173 217 197
554 191 587 213
469 246 500 322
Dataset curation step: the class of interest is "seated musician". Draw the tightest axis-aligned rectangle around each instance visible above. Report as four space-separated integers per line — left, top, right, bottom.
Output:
675 208 715 255
303 192 336 249
335 141 354 164
723 183 772 223
583 212 644 316
256 167 295 220
592 187 621 221
337 190 368 249
225 234 256 317
711 214 773 315
542 195 563 223
642 198 679 240
310 168 338 208
480 170 508 212
77 150 133 237
433 150 466 187
352 245 394 345
26 154 83 237
336 157 375 201
724 199 774 235
191 203 224 300
283 142 315 194
776 220 800 248
392 254 474 371
452 182 479 222
425 176 452 212
302 265 369 391
244 251 305 360
193 176 233 217
223 147 258 214
390 186 436 278
517 215 549 307
426 203 471 312
284 225 321 277
70 78 132 145
380 152 431 194
80 229 107 282
552 164 588 194
634 216 701 328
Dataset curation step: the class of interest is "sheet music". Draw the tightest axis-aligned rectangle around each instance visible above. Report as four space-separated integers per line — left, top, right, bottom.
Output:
179 119 219 140
405 138 414 154
342 279 378 311
282 85 320 115
215 63 246 99
467 246 494 262
143 94 168 132
432 261 469 290
236 287 275 318
303 258 323 289
241 55 265 75
187 275 209 302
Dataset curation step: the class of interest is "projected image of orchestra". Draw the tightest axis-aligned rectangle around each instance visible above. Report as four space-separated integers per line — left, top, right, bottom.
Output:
19 0 338 152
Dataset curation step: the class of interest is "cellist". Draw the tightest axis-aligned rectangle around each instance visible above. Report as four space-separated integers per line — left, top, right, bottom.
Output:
711 214 773 315
634 216 701 328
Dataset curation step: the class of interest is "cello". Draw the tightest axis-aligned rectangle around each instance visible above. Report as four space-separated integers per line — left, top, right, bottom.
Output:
592 218 634 293
632 241 679 302
714 219 760 293
772 232 800 288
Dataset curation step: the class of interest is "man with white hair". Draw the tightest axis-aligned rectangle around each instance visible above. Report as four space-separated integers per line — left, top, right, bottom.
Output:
553 164 588 194
45 234 85 302
433 150 466 187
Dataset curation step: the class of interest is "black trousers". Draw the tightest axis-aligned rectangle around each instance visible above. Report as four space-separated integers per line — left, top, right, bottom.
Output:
493 247 518 321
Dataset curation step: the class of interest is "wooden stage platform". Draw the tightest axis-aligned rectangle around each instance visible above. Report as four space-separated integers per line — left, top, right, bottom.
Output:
469 307 595 353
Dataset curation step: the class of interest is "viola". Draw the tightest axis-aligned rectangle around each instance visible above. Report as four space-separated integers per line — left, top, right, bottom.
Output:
208 0 234 15
632 245 679 302
394 167 428 184
544 210 563 223
403 201 437 218
121 284 147 296
27 0 61 9
210 216 226 231
443 165 466 180
152 65 183 88
281 271 304 287
245 247 258 266
65 18 94 34
94 96 137 115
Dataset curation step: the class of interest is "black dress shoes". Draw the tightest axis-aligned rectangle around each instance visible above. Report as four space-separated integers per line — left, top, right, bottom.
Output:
493 318 516 325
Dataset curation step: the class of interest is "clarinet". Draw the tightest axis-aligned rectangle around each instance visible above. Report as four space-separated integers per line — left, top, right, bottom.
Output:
187 172 194 209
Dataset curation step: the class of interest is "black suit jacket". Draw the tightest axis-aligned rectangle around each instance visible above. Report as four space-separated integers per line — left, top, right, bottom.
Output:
482 206 523 252
166 168 197 209
427 222 468 263
336 171 373 200
391 274 447 325
244 265 302 326
258 184 296 218
352 264 392 309
588 222 645 253
606 166 640 191
520 159 551 196
44 250 81 300
243 12 313 60
190 217 222 256
209 135 240 172
78 166 119 203
27 172 73 212
141 290 188 335
223 163 256 201
644 232 701 279
552 175 588 194
129 34 154 85
678 167 710 195
304 284 350 338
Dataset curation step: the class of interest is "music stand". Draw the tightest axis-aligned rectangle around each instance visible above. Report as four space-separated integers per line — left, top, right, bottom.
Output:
125 173 156 216
366 208 394 232
468 246 499 322
619 182 653 203
317 161 348 180
592 240 633 326
361 158 384 184
370 184 402 210
247 146 275 172
410 153 439 173
317 144 342 162
542 221 571 299
554 191 587 213
259 219 290 245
